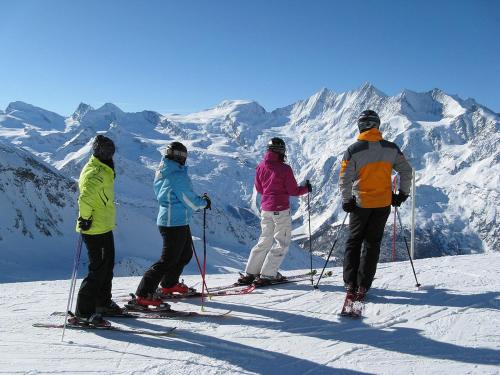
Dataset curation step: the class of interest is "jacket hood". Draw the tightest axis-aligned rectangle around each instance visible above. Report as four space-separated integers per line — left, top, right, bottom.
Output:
263 150 282 162
162 157 188 173
89 155 115 175
357 128 383 142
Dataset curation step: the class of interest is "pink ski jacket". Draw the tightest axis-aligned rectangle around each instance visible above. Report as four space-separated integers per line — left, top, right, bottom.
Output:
255 151 308 211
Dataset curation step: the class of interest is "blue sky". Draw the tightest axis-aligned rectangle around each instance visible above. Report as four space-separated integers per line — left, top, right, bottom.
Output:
0 0 498 115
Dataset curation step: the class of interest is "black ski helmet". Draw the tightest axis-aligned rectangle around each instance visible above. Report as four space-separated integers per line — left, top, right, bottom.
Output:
92 134 115 161
267 137 286 156
357 110 380 132
165 141 188 165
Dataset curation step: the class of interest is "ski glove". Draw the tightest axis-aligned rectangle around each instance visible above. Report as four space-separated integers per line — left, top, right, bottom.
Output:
202 193 212 210
306 180 312 193
342 197 357 213
78 216 92 231
391 192 409 207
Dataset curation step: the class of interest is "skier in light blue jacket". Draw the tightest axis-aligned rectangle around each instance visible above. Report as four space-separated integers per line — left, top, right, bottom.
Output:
135 142 210 306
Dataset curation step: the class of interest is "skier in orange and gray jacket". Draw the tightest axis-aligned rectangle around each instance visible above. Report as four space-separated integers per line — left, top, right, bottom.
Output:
339 110 412 299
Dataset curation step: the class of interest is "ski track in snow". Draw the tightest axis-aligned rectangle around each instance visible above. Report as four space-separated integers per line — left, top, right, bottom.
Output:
0 253 499 374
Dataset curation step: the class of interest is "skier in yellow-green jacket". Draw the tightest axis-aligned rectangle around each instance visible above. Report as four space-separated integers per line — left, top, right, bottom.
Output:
71 135 122 325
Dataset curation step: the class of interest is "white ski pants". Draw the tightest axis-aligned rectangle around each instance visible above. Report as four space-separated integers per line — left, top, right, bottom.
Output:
245 209 291 278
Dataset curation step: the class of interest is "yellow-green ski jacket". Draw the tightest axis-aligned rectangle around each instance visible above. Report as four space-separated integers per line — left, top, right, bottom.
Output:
75 156 116 234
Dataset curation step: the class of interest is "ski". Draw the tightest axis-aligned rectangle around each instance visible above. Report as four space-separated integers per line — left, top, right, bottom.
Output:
123 308 232 319
349 301 364 318
156 284 256 300
339 291 365 318
252 270 327 288
207 269 320 292
350 293 365 318
51 309 232 319
339 292 356 317
33 322 176 337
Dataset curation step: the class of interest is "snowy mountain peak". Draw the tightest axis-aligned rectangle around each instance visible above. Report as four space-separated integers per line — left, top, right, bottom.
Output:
286 88 339 122
310 87 337 104
6 101 33 114
71 102 94 120
5 100 57 115
398 89 467 120
356 82 387 98
4 101 66 130
169 99 269 126
214 99 267 115
96 102 124 114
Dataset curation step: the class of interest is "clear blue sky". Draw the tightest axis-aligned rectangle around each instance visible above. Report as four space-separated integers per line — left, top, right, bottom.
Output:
0 0 498 115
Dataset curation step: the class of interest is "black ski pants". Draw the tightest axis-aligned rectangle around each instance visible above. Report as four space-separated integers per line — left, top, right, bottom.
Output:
136 225 193 297
343 206 391 290
75 231 115 318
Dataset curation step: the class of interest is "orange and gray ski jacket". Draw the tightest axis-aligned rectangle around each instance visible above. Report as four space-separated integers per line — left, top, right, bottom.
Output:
339 128 412 208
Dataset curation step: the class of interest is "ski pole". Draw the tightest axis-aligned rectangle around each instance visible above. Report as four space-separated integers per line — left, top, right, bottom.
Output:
191 242 210 294
306 180 313 286
201 207 208 311
62 235 83 342
395 207 421 287
314 212 349 289
392 176 398 261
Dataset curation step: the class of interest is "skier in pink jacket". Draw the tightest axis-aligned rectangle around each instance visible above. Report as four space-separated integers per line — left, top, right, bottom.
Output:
238 138 312 286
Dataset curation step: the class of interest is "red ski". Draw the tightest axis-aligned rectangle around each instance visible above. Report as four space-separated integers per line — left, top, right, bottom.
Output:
339 291 356 317
340 290 365 318
156 284 256 300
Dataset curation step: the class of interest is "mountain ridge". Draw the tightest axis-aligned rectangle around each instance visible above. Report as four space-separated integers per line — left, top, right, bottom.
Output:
0 84 498 280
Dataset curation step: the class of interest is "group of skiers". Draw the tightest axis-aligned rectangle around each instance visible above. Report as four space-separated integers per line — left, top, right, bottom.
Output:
70 109 412 325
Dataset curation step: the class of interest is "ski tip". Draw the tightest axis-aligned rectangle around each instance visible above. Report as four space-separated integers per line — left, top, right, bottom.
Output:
339 312 363 319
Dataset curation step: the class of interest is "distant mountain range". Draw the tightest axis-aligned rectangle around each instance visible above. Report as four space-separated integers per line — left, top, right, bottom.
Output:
0 83 498 281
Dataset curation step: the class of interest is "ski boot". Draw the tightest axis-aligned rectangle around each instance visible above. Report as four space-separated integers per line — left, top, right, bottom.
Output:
253 272 286 287
356 286 367 302
68 312 111 328
135 295 166 307
126 293 172 312
96 300 123 315
159 281 194 295
236 272 256 285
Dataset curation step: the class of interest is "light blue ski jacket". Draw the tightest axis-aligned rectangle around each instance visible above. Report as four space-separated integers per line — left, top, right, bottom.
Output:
154 157 206 227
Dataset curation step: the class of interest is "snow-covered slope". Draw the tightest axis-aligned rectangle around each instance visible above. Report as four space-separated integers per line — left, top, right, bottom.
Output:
0 84 498 281
0 253 499 374
0 140 78 281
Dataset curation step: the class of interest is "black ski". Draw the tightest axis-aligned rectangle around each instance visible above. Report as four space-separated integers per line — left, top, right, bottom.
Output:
51 309 231 319
33 322 176 336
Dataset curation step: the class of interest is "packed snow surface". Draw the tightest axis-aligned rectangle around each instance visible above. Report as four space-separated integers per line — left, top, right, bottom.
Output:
0 253 498 374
